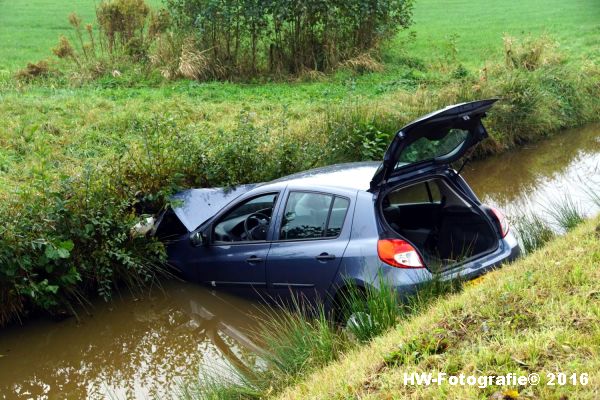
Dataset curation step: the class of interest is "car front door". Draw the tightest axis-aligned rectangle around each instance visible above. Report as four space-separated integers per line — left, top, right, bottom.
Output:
266 189 354 302
194 192 281 297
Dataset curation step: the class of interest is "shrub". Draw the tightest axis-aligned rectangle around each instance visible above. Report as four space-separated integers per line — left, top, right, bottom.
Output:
0 118 203 324
0 171 169 323
14 60 52 81
36 0 174 83
166 0 414 77
96 0 150 53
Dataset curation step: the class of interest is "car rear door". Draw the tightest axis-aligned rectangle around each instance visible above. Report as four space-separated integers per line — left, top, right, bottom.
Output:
370 99 498 191
266 187 355 302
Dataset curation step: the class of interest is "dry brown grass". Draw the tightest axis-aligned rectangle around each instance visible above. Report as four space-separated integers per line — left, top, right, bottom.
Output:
295 68 327 82
52 35 76 60
342 53 385 74
503 35 562 71
15 60 52 81
177 38 211 80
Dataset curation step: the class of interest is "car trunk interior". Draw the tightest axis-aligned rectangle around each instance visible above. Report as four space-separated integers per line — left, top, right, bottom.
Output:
381 177 498 271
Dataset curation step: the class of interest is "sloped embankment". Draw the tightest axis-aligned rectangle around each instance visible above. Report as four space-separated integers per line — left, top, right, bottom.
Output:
277 217 600 399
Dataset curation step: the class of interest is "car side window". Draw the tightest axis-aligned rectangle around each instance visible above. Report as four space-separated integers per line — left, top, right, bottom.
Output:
213 193 278 242
326 197 350 237
280 192 350 240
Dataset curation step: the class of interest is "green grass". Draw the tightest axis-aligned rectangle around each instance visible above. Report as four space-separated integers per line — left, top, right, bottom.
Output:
546 195 586 232
276 217 600 399
0 0 161 73
513 212 555 254
339 276 404 343
392 0 600 68
0 0 96 72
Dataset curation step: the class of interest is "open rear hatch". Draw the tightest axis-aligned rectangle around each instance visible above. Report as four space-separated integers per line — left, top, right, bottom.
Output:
373 99 500 272
370 99 498 191
381 177 499 272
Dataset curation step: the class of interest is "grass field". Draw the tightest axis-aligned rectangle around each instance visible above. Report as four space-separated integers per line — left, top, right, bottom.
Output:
2 0 599 74
0 0 160 72
395 0 600 67
276 217 600 399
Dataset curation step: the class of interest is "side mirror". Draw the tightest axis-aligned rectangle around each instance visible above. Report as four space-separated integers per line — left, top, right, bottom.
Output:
190 230 208 247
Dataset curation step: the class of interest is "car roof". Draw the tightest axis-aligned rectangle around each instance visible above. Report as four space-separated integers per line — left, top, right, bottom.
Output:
261 161 380 192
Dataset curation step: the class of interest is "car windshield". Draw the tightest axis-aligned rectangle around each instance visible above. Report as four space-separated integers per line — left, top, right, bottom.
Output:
394 128 469 170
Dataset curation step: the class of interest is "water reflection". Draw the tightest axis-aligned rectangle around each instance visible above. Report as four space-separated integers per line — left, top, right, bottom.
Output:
0 283 263 399
0 124 599 399
463 124 600 222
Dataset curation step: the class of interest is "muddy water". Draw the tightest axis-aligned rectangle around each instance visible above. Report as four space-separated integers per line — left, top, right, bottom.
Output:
0 284 264 399
1 124 599 399
463 123 600 224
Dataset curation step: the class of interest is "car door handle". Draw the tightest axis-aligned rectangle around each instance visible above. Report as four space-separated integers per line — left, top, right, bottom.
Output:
245 256 263 264
316 253 336 261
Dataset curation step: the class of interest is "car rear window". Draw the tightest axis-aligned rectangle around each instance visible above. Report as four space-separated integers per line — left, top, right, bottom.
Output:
280 192 350 240
394 128 469 169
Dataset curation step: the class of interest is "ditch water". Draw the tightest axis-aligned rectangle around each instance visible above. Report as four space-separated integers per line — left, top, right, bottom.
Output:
1 124 599 399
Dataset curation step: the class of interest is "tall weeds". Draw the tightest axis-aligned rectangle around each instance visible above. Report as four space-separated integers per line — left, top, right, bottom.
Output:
513 212 555 254
45 0 172 82
256 298 346 384
181 274 468 398
338 275 403 343
545 195 585 232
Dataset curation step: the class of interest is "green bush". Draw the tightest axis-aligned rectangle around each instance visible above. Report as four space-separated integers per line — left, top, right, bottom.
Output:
0 118 200 325
0 170 168 324
166 0 414 76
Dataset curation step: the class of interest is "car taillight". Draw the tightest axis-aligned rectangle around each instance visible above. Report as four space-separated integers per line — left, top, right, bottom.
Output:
490 207 509 238
377 239 424 269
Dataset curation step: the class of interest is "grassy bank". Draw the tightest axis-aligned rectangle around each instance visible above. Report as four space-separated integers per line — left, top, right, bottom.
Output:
0 0 599 325
274 216 600 399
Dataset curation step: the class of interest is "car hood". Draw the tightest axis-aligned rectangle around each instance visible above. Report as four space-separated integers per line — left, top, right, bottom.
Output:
171 184 259 231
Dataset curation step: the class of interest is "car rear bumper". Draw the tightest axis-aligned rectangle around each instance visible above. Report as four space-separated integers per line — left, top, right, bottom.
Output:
380 230 521 296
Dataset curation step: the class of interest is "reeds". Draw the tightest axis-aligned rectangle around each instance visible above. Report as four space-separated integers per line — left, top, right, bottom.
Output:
513 212 555 254
181 272 469 399
338 275 403 343
545 195 585 232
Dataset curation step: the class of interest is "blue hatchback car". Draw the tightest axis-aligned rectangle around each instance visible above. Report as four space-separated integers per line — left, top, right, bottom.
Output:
152 99 521 305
